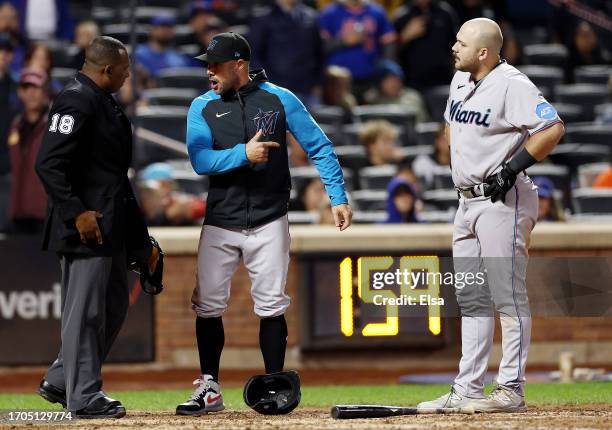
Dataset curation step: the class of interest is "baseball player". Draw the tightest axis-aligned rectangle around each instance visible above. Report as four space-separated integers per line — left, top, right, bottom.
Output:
418 18 565 412
176 32 352 415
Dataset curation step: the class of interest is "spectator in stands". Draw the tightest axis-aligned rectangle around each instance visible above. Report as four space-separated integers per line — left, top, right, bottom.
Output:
69 20 100 70
363 59 429 123
7 68 50 234
412 123 450 188
23 42 62 95
188 0 242 26
385 176 419 223
361 120 404 166
319 0 396 102
297 178 330 212
0 2 24 74
318 201 336 224
322 65 356 123
393 0 458 90
533 176 565 222
592 153 612 188
288 132 310 167
137 162 206 226
186 2 220 41
250 0 324 108
0 32 19 232
189 16 228 67
396 160 423 196
135 15 193 87
5 0 73 41
565 20 611 83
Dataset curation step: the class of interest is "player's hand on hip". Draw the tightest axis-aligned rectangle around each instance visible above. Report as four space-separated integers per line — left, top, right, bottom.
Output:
75 210 104 245
332 204 353 231
246 129 280 164
484 162 518 203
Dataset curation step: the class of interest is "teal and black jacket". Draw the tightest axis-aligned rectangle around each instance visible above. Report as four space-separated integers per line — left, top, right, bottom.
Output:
187 69 347 229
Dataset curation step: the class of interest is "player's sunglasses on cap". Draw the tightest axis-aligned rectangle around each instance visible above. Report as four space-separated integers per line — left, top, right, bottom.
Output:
195 32 251 63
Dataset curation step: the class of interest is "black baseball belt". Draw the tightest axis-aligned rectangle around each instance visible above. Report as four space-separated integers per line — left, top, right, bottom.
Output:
455 183 487 199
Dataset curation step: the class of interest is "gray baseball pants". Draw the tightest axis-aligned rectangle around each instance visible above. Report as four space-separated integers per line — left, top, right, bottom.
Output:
44 250 129 411
452 175 538 397
192 215 291 318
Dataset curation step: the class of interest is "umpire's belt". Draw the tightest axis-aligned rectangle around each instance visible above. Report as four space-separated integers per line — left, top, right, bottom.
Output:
455 183 486 199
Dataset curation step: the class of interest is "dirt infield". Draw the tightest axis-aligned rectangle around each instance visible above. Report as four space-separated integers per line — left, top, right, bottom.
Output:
1 406 611 430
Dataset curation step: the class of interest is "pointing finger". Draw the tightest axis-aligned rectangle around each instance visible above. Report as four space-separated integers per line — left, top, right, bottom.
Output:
262 141 281 149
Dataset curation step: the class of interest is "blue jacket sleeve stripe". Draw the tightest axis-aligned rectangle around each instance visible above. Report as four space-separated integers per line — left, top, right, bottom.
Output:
186 93 249 175
260 82 348 206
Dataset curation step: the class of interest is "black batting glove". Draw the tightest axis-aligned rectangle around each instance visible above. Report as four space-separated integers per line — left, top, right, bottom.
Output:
484 162 518 203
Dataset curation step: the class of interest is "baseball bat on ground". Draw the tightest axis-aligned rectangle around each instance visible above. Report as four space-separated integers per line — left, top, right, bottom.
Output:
330 404 475 419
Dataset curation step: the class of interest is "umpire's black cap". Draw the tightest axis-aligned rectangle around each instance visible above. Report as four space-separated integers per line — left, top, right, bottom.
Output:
194 32 251 63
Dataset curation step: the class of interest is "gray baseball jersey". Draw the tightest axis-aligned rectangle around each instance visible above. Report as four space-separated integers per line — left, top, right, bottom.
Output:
444 61 562 187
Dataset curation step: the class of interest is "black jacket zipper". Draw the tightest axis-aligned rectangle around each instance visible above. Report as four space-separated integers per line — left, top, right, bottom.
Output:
237 91 251 229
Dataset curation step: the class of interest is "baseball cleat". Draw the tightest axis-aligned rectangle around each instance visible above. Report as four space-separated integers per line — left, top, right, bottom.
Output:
468 385 527 413
176 374 225 416
417 387 480 410
37 379 67 408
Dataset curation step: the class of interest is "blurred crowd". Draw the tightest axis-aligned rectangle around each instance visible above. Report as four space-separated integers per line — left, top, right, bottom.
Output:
1 0 611 233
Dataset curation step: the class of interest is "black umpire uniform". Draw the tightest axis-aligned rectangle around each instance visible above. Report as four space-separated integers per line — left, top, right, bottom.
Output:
35 72 151 412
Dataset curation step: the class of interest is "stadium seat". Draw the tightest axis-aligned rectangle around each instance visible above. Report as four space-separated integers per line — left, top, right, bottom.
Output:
359 165 397 190
290 166 318 192
171 171 209 196
423 85 450 122
572 188 612 214
554 103 586 124
311 105 345 128
433 171 455 189
351 190 387 211
341 168 354 191
340 123 364 147
518 65 564 99
91 7 117 27
352 210 387 223
288 211 318 224
548 144 610 170
135 106 188 166
398 145 435 165
418 209 455 223
554 84 609 121
142 88 198 107
594 103 611 119
526 164 571 207
353 105 417 135
568 213 612 223
523 44 568 67
415 122 441 146
320 124 343 147
422 190 458 211
564 123 612 149
156 68 208 91
102 24 149 44
51 68 77 86
177 44 201 57
577 162 610 188
334 145 367 170
574 65 612 85
132 6 178 24
47 41 80 68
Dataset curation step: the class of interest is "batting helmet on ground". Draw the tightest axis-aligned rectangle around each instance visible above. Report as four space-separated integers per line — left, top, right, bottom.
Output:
243 370 301 415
